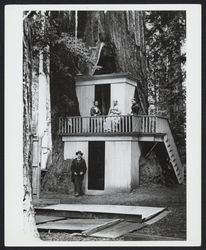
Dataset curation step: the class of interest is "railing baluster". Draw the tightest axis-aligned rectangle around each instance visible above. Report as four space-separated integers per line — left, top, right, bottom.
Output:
91 117 93 133
146 116 149 133
99 117 102 133
61 118 63 134
122 116 125 133
152 117 154 133
76 117 78 133
124 116 127 133
87 117 90 133
73 118 75 133
141 117 144 133
58 115 163 136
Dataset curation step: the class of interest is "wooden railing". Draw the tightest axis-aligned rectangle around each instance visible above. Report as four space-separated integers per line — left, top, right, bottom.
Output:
58 115 164 135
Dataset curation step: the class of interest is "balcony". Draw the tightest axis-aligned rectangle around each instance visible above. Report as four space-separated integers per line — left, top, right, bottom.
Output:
58 115 167 137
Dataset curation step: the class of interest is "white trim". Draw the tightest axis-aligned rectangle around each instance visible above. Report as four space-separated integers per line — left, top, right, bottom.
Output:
76 78 137 87
62 136 140 142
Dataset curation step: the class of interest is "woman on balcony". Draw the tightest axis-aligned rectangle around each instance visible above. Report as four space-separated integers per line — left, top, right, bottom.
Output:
104 100 121 132
90 101 101 132
90 100 101 116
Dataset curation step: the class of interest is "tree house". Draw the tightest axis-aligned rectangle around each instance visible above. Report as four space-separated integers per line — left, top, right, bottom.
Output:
59 73 184 195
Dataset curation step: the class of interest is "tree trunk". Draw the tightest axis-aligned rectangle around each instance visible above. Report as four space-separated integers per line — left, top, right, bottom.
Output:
23 16 39 238
42 11 149 193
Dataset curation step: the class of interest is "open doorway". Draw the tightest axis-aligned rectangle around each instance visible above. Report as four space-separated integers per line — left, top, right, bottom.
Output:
88 141 105 190
95 84 110 115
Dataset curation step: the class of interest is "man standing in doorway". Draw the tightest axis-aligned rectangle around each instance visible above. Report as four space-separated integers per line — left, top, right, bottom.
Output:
71 151 87 197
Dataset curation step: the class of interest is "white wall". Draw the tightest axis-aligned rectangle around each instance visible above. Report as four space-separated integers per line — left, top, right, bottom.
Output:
63 137 141 194
105 141 132 192
76 85 94 116
111 83 125 114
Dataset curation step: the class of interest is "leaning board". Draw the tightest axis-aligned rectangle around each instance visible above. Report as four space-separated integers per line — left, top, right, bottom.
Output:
37 218 113 231
41 204 166 221
90 221 146 239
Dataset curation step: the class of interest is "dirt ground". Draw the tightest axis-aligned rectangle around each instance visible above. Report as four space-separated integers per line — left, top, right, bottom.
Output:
37 183 186 241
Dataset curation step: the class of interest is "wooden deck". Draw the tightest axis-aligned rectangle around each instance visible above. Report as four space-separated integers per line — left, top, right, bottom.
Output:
58 115 184 184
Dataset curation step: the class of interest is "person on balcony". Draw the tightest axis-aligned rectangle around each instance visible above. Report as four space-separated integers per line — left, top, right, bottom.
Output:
131 98 140 115
71 151 87 197
104 100 121 132
90 101 101 132
90 101 101 116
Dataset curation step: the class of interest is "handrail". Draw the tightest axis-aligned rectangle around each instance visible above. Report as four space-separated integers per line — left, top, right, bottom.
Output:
58 114 168 119
58 115 161 135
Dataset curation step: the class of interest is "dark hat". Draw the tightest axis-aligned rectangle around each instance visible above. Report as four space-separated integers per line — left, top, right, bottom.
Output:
76 150 83 156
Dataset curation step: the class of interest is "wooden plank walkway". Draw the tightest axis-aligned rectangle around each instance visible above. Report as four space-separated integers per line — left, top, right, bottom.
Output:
82 219 122 236
89 221 146 239
37 204 166 221
37 218 112 232
144 210 171 225
35 215 66 224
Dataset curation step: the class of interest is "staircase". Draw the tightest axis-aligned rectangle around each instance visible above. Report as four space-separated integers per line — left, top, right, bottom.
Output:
156 117 184 184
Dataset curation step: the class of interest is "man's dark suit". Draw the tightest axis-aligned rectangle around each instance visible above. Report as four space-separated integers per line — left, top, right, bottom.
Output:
71 158 87 195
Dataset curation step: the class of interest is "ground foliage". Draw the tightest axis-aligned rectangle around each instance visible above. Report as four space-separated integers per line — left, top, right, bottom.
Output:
145 11 186 162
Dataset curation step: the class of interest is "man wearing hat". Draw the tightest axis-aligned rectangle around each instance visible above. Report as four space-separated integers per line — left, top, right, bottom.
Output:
71 150 87 197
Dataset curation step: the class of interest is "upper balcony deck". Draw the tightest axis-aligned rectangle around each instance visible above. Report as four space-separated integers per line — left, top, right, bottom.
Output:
58 115 168 139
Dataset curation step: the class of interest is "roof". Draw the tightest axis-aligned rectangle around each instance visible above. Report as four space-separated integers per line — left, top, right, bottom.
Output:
75 73 139 83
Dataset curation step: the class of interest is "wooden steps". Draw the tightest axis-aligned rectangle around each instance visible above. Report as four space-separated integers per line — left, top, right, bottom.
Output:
163 134 184 184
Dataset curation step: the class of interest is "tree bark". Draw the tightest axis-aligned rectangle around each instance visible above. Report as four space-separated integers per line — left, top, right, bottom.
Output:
42 11 149 193
23 16 39 238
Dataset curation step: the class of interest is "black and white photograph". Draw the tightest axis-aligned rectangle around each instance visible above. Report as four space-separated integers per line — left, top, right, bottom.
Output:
5 4 202 247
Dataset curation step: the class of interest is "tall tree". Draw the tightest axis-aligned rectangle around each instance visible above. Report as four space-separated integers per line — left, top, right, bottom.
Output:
145 11 186 162
23 12 39 238
42 11 149 193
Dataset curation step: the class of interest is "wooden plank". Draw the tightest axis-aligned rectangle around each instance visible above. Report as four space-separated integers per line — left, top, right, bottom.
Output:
41 204 166 221
35 215 66 224
90 221 146 239
37 218 112 232
124 233 184 241
144 210 171 225
82 219 123 236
